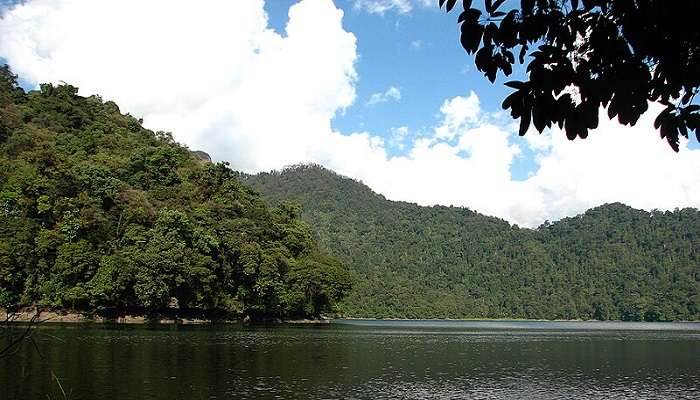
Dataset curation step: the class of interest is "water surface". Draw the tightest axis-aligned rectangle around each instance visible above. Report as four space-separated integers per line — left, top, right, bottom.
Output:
2 320 699 399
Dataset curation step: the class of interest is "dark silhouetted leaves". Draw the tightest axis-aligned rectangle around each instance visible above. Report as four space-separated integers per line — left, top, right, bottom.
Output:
445 0 700 151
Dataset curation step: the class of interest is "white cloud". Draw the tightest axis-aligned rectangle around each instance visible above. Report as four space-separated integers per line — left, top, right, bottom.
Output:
410 40 425 49
332 97 700 228
352 0 433 15
2 0 699 228
516 107 700 225
0 0 358 172
367 86 401 105
389 126 410 149
353 0 412 14
434 91 480 140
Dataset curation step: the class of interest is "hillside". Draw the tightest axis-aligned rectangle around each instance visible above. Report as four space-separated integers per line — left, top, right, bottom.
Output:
0 66 350 319
245 164 700 321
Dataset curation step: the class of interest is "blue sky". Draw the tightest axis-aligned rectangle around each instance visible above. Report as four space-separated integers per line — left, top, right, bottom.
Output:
1 0 698 227
266 1 518 146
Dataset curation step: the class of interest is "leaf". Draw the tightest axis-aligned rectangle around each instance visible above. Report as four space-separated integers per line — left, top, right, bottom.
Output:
501 61 512 76
683 105 700 114
458 11 470 23
532 99 547 132
446 0 458 12
681 90 694 105
460 21 484 53
498 10 519 47
502 91 520 112
485 0 493 13
491 11 506 18
564 116 578 140
666 129 680 152
475 45 493 72
679 123 688 139
519 110 531 136
463 0 473 9
654 105 674 129
492 0 507 12
504 81 527 90
503 49 514 64
519 45 528 64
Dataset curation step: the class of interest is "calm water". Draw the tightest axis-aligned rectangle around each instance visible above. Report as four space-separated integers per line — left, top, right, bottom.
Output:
2 320 700 399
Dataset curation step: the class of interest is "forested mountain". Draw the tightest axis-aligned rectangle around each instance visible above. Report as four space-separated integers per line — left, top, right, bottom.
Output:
2 63 697 322
245 165 700 321
0 66 350 319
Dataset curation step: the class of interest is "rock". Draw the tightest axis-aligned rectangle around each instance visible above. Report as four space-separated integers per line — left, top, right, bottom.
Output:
191 150 212 163
167 297 180 309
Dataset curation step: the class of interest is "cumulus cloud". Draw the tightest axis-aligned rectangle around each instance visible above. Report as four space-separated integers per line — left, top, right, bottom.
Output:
0 0 358 172
1 0 698 228
434 91 480 140
337 96 700 228
515 108 700 225
367 86 401 105
388 126 410 149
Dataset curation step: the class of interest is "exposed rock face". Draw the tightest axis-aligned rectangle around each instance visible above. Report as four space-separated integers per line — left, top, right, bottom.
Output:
191 150 212 163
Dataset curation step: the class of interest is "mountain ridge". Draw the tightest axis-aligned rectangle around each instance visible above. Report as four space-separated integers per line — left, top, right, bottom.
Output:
244 164 700 321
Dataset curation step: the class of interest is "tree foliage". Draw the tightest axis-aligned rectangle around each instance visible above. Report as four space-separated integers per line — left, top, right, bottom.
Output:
441 0 700 150
0 66 350 319
247 164 700 321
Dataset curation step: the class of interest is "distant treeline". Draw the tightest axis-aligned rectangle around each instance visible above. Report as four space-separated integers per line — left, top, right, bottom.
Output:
0 66 350 319
246 165 700 321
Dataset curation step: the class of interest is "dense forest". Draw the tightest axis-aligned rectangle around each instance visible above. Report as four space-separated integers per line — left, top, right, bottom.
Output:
1 64 698 322
246 165 700 321
0 66 350 319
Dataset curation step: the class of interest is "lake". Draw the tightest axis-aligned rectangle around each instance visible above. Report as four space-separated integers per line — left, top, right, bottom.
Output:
2 320 699 399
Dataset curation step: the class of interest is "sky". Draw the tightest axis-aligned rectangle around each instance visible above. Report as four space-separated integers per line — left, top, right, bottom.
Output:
0 0 699 228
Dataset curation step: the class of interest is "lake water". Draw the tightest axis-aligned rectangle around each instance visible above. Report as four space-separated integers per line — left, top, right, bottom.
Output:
2 320 699 399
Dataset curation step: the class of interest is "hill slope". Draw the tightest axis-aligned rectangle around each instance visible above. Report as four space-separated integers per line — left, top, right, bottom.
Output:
245 164 700 321
0 67 350 318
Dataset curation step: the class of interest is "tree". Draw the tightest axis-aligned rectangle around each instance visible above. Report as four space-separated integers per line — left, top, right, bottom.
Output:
440 0 700 151
0 65 351 320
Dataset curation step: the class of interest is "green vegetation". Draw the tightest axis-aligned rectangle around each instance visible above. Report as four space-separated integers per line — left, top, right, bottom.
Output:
246 164 700 321
0 66 350 319
1 64 697 322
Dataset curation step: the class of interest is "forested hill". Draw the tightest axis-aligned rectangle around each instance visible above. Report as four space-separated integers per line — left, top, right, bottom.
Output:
0 66 350 319
245 164 700 321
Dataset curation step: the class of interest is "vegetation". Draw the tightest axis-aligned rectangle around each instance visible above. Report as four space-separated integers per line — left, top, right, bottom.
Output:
1 64 697 322
0 66 350 319
246 164 700 321
441 0 700 150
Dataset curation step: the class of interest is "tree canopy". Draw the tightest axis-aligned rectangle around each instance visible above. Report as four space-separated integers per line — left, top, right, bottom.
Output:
441 0 700 150
0 66 350 319
247 164 700 321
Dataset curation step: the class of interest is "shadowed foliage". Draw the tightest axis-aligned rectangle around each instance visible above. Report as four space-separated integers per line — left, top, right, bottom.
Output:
441 0 700 150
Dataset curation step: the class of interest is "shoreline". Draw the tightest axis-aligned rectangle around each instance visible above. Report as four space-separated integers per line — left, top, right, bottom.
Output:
3 310 695 325
0 309 330 325
337 317 699 323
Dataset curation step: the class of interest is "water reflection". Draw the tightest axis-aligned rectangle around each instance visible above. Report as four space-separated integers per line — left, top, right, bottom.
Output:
1 321 699 399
